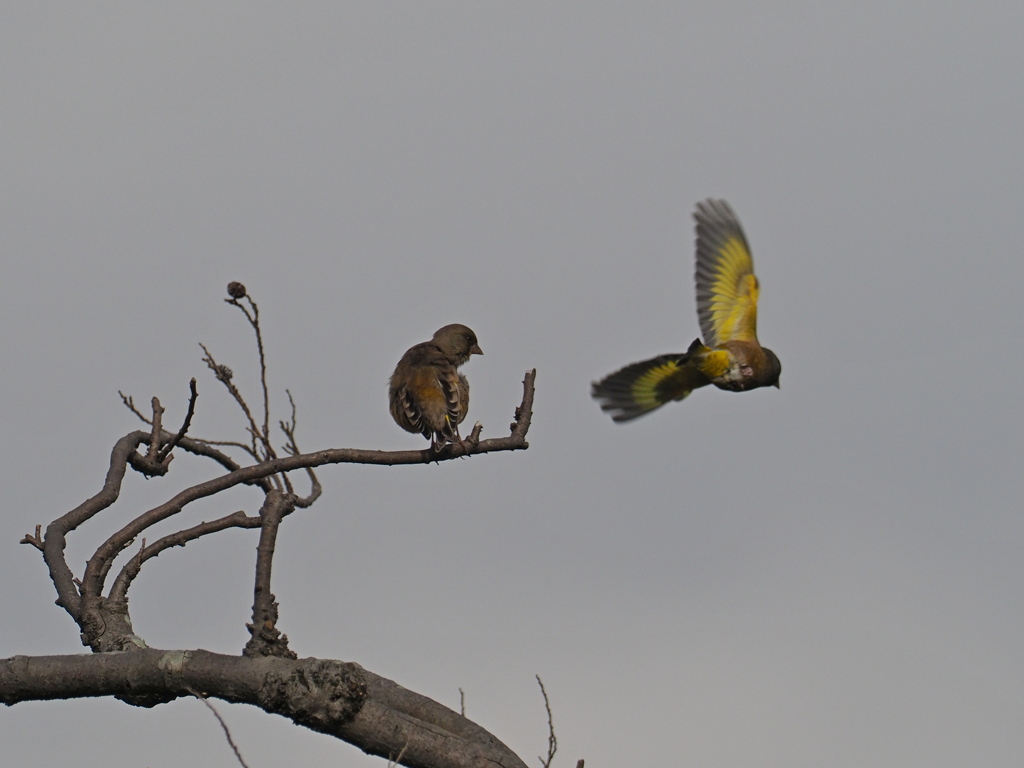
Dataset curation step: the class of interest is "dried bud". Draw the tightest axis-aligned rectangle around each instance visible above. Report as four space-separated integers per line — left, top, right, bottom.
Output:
227 282 247 299
217 365 234 381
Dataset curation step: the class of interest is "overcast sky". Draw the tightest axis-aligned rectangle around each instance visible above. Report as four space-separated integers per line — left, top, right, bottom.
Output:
4 3 1024 767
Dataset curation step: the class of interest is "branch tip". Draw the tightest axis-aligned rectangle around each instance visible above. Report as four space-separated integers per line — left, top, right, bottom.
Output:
536 675 557 768
20 524 44 551
155 378 199 463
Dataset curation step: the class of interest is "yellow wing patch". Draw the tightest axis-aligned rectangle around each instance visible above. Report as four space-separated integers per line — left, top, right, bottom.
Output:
702 236 758 344
630 359 687 410
691 347 733 380
694 200 762 347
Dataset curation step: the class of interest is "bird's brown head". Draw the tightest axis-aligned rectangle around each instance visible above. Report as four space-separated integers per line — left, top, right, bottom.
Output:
432 324 483 366
763 348 782 389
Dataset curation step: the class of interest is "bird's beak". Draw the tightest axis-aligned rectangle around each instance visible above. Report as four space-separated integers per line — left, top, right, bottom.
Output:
471 344 483 355
773 381 781 389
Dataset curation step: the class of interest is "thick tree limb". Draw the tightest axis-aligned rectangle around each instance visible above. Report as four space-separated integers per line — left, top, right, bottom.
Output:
42 431 146 622
0 650 529 768
243 490 298 658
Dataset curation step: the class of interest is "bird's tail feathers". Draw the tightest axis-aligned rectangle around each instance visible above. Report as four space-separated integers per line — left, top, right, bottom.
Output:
591 352 710 422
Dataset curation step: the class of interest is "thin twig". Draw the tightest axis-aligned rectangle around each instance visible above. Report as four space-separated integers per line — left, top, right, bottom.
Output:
119 389 264 468
225 291 272 459
118 392 151 424
189 438 263 462
280 389 321 507
536 675 557 768
200 343 268 461
386 742 409 768
459 687 466 717
189 688 251 768
156 378 199 463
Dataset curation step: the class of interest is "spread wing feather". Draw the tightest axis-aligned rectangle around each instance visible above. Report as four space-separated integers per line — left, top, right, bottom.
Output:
694 199 759 347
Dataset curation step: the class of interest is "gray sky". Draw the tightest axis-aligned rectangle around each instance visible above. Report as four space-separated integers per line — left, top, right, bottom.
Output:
4 3 1024 766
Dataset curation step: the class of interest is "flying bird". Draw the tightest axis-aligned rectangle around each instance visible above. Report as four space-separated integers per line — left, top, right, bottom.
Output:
389 324 483 449
592 199 781 422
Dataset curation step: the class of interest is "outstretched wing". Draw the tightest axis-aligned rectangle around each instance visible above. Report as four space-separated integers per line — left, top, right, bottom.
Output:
694 199 759 347
591 354 710 422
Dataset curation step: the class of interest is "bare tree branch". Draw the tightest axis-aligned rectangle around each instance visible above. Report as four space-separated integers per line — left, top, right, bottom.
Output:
155 378 199 464
110 373 535 590
148 397 165 460
20 525 43 551
201 343 268 461
17 280 545 767
224 284 272 453
26 370 535 652
243 490 297 659
118 391 151 424
536 675 557 768
0 650 530 768
108 510 261 603
280 389 321 508
388 743 411 768
173 436 270 489
39 430 146 622
189 688 252 768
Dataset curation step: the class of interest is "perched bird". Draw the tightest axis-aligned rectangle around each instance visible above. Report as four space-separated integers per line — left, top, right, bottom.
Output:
592 199 781 422
389 324 483 449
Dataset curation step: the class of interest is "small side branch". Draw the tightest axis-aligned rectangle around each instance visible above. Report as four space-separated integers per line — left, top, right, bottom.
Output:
200 343 268 462
536 675 557 768
509 369 537 443
190 688 252 768
108 510 261 603
20 525 43 551
156 378 199 464
118 392 151 424
148 398 164 461
224 282 272 454
121 381 200 477
280 390 321 508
